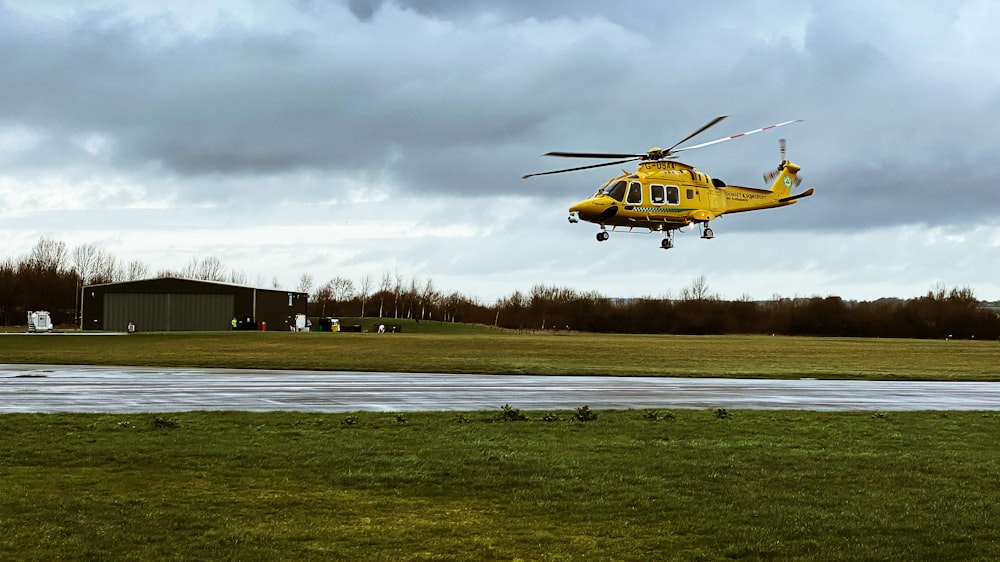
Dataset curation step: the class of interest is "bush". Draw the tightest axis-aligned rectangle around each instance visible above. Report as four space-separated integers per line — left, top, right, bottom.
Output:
498 404 526 422
574 405 598 422
153 417 178 430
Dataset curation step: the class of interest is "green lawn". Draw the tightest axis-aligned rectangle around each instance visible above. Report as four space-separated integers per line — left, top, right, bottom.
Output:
2 326 999 380
2 409 999 560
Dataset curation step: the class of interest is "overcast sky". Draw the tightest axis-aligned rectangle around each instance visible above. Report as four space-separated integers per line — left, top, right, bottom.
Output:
2 0 999 302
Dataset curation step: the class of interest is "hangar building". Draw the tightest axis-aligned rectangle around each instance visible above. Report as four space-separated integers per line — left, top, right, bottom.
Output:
80 277 308 332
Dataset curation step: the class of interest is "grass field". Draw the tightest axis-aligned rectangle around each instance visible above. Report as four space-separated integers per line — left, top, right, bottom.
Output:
2 319 999 380
3 324 1000 559
2 409 999 560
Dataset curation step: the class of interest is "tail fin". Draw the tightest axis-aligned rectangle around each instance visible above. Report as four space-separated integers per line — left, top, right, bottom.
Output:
766 161 801 198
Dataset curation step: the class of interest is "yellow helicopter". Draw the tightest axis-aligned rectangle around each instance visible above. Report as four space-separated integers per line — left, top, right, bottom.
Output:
523 115 814 249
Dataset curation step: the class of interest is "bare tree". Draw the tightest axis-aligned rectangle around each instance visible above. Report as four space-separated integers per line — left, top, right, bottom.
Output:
180 256 225 281
928 282 948 301
229 269 248 285
420 277 438 320
330 276 356 303
405 277 419 319
378 271 392 318
313 282 334 316
28 237 69 272
0 257 18 325
393 270 403 318
91 251 120 284
681 275 715 301
199 257 226 282
125 260 149 281
443 291 464 323
297 273 314 295
71 244 101 285
311 277 354 316
529 284 561 330
358 274 372 318
179 257 199 279
498 289 527 328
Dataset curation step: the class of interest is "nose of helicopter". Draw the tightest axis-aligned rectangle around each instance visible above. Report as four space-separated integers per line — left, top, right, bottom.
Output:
569 198 617 221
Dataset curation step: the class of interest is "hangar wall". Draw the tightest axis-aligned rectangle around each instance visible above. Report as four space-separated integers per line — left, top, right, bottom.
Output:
81 277 307 332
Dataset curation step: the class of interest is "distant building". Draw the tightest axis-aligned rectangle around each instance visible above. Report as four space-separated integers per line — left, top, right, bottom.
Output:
80 276 307 332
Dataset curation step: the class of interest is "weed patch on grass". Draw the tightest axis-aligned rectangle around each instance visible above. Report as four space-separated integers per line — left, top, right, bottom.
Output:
573 405 598 422
497 404 526 422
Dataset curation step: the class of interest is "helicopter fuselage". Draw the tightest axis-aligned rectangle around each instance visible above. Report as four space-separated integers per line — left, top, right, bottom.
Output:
568 160 811 235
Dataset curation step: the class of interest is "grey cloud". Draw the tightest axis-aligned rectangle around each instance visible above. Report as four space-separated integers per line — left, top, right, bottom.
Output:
345 0 380 21
3 1 999 232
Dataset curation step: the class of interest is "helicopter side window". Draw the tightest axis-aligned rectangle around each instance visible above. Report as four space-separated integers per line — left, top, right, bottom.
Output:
651 185 665 205
665 185 679 205
626 182 642 204
605 180 627 202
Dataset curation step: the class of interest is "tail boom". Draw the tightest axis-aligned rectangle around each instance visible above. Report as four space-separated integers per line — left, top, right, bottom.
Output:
721 161 811 214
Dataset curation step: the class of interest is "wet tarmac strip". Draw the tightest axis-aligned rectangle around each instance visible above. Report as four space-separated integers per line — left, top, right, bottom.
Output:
3 364 1000 413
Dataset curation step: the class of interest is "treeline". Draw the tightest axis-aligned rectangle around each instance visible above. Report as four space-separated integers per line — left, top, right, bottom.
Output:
2 239 80 327
3 238 999 339
322 279 1000 340
1 238 259 326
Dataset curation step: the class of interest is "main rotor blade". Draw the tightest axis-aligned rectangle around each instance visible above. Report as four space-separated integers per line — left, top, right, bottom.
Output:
663 115 728 154
673 119 802 154
522 157 641 179
543 151 645 159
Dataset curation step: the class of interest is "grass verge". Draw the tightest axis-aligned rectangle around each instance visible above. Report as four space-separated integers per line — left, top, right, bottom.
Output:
2 409 999 560
2 328 999 380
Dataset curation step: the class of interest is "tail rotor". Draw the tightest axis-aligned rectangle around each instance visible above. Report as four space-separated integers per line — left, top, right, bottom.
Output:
763 138 802 187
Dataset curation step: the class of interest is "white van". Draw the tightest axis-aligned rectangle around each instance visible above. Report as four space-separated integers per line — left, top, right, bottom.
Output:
27 310 54 333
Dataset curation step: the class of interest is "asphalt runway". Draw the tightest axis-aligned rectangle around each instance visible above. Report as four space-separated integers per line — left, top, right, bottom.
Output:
4 364 1000 413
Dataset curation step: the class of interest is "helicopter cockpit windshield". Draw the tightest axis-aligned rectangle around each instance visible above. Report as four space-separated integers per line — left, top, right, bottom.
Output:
596 180 628 201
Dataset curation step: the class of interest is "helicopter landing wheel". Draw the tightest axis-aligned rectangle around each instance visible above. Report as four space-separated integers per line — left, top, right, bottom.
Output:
702 227 714 239
660 238 673 250
596 231 610 242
